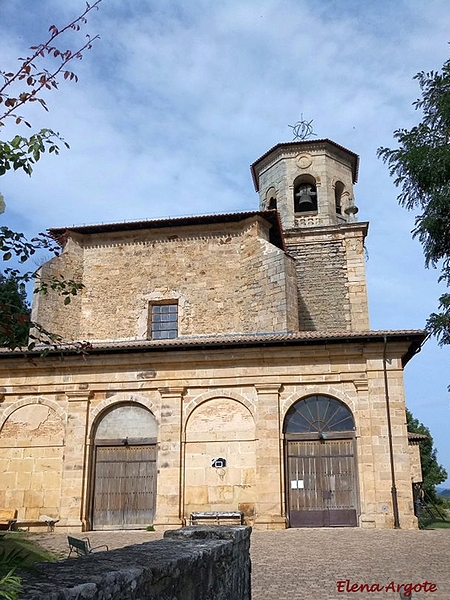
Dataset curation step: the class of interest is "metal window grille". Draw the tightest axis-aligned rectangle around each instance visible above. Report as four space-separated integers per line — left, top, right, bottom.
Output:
150 303 178 339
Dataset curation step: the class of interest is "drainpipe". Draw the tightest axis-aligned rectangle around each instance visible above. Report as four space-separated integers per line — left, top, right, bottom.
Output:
179 393 185 525
383 336 400 529
277 387 285 519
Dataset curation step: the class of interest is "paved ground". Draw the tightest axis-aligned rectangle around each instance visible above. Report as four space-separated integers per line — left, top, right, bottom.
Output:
26 527 450 599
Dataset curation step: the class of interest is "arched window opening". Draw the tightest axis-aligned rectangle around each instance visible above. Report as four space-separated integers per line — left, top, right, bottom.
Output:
265 187 277 211
94 403 157 443
334 181 345 215
294 177 318 213
284 395 354 434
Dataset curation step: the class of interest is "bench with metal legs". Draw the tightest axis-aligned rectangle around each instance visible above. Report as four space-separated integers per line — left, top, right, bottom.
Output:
189 511 244 526
67 536 109 558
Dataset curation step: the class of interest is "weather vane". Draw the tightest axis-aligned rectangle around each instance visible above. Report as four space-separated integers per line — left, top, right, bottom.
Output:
288 116 317 141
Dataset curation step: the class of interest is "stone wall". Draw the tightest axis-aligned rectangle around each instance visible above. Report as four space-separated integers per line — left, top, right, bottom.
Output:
288 237 349 330
19 526 251 600
31 236 84 342
0 336 420 531
408 443 423 483
0 402 64 520
285 223 369 331
34 216 298 342
184 397 256 517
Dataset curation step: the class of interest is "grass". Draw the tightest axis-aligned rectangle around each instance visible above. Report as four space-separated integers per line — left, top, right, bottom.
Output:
0 532 59 571
423 520 450 529
0 533 59 600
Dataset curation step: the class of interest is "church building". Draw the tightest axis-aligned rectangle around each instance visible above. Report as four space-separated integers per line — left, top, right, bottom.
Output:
0 139 425 530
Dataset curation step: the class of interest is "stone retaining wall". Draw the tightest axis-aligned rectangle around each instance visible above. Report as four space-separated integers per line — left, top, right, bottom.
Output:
19 526 251 600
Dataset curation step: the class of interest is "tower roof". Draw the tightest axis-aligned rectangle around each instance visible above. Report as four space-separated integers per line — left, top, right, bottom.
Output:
251 139 360 191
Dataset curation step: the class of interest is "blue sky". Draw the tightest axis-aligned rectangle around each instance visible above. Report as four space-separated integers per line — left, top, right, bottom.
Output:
1 0 449 485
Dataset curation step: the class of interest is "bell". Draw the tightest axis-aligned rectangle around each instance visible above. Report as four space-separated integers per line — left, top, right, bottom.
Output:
297 193 315 211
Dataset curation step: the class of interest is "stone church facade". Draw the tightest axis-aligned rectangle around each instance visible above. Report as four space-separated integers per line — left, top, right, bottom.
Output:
0 139 425 531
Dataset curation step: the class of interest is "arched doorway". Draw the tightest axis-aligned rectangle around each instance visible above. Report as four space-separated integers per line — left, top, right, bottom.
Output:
91 403 158 530
284 395 358 527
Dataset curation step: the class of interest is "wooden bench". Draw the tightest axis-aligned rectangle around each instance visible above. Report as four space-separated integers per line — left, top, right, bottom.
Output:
13 516 59 532
0 509 17 531
189 511 244 526
67 536 109 558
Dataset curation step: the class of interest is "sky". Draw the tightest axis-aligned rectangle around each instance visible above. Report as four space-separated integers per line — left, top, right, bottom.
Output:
0 0 449 486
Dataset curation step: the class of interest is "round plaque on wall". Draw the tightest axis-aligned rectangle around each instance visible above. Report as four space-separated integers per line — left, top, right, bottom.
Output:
297 153 312 169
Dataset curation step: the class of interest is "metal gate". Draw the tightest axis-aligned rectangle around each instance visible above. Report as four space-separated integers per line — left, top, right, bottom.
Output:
92 444 157 530
287 438 358 527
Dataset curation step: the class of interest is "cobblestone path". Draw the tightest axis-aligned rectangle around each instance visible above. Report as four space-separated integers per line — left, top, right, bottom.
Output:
27 527 449 599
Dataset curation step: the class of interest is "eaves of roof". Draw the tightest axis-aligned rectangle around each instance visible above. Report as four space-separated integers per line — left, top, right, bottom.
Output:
0 329 426 366
250 139 360 191
408 432 428 443
48 210 286 251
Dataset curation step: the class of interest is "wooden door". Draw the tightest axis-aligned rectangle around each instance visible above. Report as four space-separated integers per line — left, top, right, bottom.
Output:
92 444 157 530
287 439 357 527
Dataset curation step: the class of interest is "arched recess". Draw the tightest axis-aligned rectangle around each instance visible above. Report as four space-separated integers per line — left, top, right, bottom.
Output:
0 398 65 521
283 395 359 528
334 181 345 214
89 392 159 429
184 397 256 521
0 396 66 430
293 174 318 213
185 389 255 422
265 186 278 210
89 402 158 530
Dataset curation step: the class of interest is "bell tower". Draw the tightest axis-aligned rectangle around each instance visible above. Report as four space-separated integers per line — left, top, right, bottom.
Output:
251 139 370 332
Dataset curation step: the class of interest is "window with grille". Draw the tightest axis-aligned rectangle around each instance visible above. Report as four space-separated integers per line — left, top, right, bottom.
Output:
149 303 178 339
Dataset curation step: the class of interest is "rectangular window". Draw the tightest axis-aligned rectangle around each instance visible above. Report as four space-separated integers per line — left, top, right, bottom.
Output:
149 303 178 339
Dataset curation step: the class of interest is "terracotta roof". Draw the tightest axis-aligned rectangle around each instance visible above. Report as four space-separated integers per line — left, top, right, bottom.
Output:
0 329 426 365
250 139 360 191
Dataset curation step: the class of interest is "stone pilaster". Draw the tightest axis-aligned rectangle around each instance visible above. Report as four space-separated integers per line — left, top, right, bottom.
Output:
153 387 185 529
351 377 378 528
60 390 92 530
253 384 286 529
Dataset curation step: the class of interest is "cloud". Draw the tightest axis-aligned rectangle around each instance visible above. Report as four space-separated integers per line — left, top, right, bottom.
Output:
0 0 449 482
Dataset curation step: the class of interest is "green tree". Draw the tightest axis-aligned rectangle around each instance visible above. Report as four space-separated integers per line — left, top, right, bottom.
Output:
0 1 101 351
0 272 30 347
406 407 447 503
377 54 450 346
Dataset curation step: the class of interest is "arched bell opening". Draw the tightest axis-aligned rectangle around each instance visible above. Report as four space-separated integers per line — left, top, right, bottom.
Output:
265 186 278 211
334 181 345 215
283 395 359 527
293 175 318 214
